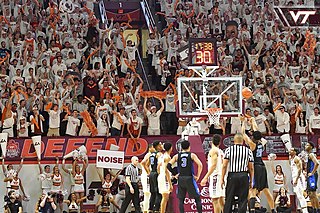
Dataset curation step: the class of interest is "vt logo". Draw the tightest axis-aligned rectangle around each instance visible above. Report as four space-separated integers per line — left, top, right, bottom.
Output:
274 7 319 27
289 11 316 24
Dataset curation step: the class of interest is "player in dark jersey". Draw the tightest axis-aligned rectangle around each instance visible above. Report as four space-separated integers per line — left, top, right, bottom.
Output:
305 141 319 212
242 117 275 213
167 140 203 213
141 141 163 213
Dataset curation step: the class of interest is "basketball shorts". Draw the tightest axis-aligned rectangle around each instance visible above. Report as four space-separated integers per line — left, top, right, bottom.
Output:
253 164 268 191
177 176 200 199
149 171 159 193
209 174 225 198
158 173 170 194
307 172 318 192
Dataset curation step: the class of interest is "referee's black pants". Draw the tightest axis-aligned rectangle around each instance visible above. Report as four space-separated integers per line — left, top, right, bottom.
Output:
224 172 249 213
119 183 141 213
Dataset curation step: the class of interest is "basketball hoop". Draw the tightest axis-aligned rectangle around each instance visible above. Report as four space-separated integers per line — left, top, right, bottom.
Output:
204 108 223 126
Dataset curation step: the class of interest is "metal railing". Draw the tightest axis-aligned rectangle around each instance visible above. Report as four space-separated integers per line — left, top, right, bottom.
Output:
140 0 156 32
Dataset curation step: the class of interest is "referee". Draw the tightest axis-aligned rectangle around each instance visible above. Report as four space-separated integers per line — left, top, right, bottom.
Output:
221 133 254 213
119 156 141 213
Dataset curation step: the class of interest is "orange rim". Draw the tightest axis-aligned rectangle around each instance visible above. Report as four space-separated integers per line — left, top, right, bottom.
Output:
205 108 223 113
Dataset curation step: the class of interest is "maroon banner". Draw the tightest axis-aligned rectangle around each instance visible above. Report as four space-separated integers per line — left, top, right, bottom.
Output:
2 134 318 162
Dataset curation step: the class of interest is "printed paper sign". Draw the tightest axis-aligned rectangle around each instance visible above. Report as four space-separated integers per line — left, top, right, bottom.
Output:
96 150 124 169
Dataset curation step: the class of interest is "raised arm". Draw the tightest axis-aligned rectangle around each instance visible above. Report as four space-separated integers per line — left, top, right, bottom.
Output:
61 159 71 174
55 157 59 168
2 158 6 174
143 97 148 113
158 97 164 113
96 166 104 182
72 160 77 177
241 118 256 151
270 160 276 176
37 158 43 174
81 159 88 175
17 157 24 174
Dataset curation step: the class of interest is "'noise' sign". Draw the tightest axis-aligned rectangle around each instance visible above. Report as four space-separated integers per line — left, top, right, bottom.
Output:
96 150 124 169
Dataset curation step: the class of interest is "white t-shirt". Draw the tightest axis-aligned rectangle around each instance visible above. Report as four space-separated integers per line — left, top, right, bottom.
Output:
230 117 242 134
97 118 109 136
290 82 304 98
146 111 161 130
111 113 127 130
309 114 320 130
66 116 80 136
125 46 137 61
255 114 267 133
275 111 290 133
127 117 143 131
49 110 60 128
41 171 52 189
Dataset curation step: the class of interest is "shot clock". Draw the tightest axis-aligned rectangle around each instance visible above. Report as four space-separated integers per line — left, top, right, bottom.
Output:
189 38 218 66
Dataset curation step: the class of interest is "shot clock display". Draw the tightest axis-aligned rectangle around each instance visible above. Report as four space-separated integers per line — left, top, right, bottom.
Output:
189 38 218 66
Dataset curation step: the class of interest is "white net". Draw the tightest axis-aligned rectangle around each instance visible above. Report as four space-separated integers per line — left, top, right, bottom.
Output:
205 108 223 126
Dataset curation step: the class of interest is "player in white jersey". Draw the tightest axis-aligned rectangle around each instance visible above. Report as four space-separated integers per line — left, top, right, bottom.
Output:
158 142 173 213
289 147 308 213
72 159 87 212
201 134 225 213
38 159 52 194
140 144 155 213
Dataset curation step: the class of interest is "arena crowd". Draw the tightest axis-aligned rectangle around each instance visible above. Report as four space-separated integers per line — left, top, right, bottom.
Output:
0 0 320 212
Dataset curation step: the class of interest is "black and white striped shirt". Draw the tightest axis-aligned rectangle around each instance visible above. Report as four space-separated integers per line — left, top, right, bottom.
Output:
125 164 140 183
224 144 254 173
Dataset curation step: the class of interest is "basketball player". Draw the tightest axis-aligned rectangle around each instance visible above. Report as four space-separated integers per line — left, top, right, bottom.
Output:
141 144 155 213
289 147 309 213
200 134 225 213
167 140 203 213
141 141 163 213
305 141 320 212
242 117 275 213
158 142 173 213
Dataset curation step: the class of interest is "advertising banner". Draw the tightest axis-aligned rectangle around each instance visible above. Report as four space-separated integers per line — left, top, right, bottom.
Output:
3 134 317 162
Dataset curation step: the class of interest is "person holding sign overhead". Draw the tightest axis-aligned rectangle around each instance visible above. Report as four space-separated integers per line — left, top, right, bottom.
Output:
119 156 141 213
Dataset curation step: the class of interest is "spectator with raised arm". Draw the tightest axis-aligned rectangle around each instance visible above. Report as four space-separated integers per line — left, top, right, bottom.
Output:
144 97 164 135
